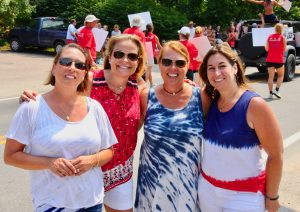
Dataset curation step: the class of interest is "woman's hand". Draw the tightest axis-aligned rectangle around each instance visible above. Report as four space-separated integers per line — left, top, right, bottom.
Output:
48 158 77 177
19 90 38 103
70 155 95 176
265 199 280 212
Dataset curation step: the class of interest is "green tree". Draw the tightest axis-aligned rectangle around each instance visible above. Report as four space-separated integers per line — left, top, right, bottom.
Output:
0 0 35 37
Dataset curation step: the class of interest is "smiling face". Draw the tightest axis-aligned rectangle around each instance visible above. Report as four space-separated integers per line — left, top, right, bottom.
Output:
109 39 139 78
52 47 86 90
206 53 237 91
159 46 188 86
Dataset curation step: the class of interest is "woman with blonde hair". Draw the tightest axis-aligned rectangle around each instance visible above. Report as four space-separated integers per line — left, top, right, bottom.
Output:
135 41 210 211
265 23 286 99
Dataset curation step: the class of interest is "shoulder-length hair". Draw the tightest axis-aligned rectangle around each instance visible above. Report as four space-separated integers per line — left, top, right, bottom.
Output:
103 34 146 76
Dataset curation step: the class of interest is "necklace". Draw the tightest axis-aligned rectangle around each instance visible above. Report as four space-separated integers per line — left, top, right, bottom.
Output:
162 84 184 96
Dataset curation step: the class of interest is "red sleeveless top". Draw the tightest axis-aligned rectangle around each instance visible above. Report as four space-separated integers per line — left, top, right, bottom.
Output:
91 69 140 191
266 33 285 63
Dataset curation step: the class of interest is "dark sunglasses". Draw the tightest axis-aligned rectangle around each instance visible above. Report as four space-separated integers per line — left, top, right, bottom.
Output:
161 58 187 68
59 57 86 70
113 51 139 61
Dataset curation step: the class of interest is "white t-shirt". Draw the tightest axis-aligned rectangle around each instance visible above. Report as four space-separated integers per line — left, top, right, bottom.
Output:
111 30 121 37
6 95 118 210
66 24 76 40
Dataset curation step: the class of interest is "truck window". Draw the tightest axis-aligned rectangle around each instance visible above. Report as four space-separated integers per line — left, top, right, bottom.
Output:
42 19 65 30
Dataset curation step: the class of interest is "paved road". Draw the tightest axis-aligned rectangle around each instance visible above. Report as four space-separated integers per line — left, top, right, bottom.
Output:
0 50 300 211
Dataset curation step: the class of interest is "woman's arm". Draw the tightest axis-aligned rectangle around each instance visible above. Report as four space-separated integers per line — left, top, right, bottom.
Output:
4 139 77 177
200 87 211 118
274 0 284 7
155 36 162 49
246 0 264 5
83 70 94 96
247 97 283 212
138 87 149 130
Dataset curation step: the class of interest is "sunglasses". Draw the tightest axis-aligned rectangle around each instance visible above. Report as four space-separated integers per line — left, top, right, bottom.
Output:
113 51 139 61
59 57 86 70
161 58 187 68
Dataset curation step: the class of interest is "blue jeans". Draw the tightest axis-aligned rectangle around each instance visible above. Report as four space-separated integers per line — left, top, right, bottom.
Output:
43 204 102 212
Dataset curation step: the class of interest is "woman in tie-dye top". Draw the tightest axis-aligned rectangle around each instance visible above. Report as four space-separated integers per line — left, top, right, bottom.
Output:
135 41 210 211
198 43 283 212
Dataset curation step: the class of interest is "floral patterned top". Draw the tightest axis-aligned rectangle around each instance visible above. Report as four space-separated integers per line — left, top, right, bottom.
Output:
91 69 140 191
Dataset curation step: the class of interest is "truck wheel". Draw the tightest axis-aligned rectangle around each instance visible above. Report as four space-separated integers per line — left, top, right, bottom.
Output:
284 54 296 82
54 42 64 54
256 66 267 73
10 38 23 52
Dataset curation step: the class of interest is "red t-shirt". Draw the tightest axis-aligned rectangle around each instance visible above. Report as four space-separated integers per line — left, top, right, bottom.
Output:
77 27 96 61
180 40 199 71
123 27 146 45
266 33 285 63
91 70 140 191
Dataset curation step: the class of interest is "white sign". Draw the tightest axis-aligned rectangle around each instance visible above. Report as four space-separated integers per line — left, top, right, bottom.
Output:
279 0 292 12
252 27 274 46
252 27 294 46
92 28 109 52
190 36 212 60
283 27 294 41
145 42 154 66
128 11 152 31
295 32 300 47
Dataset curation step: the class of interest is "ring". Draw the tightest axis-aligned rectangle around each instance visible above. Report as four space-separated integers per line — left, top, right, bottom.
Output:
76 169 80 173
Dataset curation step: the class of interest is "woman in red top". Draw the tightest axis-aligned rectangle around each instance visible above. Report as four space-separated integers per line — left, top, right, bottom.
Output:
178 26 198 81
265 23 286 99
227 25 237 50
145 23 162 87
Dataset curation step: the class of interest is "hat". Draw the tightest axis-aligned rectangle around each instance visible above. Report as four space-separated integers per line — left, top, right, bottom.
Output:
188 21 195 26
178 26 191 36
131 15 144 27
84 14 99 23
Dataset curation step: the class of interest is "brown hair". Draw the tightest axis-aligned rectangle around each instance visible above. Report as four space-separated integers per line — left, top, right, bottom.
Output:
45 43 91 92
103 34 146 76
200 42 249 100
158 40 190 64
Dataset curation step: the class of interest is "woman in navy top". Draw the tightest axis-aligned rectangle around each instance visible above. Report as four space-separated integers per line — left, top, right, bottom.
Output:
198 43 283 212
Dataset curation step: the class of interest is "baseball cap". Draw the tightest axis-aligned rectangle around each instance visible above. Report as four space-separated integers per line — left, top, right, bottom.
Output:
178 26 191 36
84 14 99 23
131 15 144 27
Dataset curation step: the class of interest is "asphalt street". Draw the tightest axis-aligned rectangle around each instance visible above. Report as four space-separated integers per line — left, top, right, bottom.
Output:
0 50 300 211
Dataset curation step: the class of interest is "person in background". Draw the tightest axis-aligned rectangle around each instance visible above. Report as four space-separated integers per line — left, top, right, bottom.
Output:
178 26 198 81
198 43 283 212
145 23 162 87
77 14 99 67
188 20 196 39
207 25 216 46
66 19 77 44
215 25 223 44
193 26 204 86
123 15 146 45
4 43 117 212
245 0 284 22
135 40 210 212
265 23 286 99
227 25 237 50
111 24 121 37
103 25 108 31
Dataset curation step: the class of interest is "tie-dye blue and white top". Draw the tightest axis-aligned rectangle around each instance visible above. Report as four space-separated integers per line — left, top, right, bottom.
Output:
134 87 204 212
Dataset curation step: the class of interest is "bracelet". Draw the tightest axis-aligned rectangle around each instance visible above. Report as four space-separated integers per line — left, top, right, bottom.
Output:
266 194 279 200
